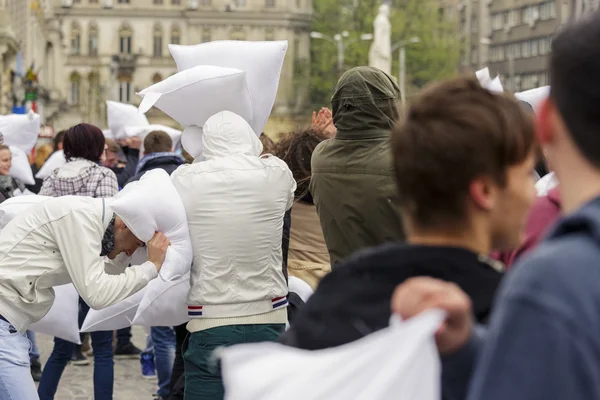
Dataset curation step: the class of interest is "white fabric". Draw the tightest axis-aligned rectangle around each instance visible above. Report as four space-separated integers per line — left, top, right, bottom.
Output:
103 129 114 140
536 171 558 196
0 111 41 153
171 111 295 322
9 146 35 185
0 195 52 229
107 101 150 140
132 272 190 327
29 284 81 344
486 76 504 93
35 150 66 179
515 86 550 114
109 168 192 281
12 188 35 197
137 65 254 158
124 124 183 153
475 67 491 87
168 40 288 136
0 196 158 332
288 276 313 304
221 310 445 400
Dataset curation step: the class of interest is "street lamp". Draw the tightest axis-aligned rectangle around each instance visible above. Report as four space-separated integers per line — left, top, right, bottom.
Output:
310 31 373 74
391 37 420 106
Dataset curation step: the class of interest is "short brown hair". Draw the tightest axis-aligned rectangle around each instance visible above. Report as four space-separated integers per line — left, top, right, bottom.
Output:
105 139 120 153
259 133 276 155
391 76 535 228
144 130 173 154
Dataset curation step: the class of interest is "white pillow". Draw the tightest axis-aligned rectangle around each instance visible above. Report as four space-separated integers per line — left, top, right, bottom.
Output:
107 100 150 140
0 111 41 153
137 65 253 136
124 124 183 153
475 67 491 87
132 272 190 327
109 168 192 280
0 195 52 229
29 284 81 344
516 86 550 114
80 288 145 332
220 310 445 400
485 76 504 93
288 276 313 304
35 150 66 180
169 40 288 136
103 129 114 140
8 146 35 185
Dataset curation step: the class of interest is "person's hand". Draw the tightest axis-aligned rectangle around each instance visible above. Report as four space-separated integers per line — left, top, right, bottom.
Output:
311 107 337 138
391 277 473 355
128 136 142 150
147 232 171 272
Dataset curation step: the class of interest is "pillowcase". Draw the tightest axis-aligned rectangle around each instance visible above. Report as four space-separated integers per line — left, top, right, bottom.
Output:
103 129 114 140
131 273 190 327
108 169 192 280
486 76 504 94
107 100 150 140
0 111 41 153
35 150 66 180
136 65 253 138
124 124 183 153
168 40 288 136
0 195 52 228
515 86 550 114
475 67 491 87
9 146 35 185
80 288 145 332
29 284 81 344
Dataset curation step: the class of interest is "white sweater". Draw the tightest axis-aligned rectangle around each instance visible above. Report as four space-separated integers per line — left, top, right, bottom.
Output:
172 111 296 332
0 196 158 332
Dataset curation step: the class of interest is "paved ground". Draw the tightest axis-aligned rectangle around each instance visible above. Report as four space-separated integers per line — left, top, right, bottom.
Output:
37 326 157 400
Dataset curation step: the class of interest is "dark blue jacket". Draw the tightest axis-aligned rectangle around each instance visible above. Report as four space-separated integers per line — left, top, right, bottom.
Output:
125 153 184 185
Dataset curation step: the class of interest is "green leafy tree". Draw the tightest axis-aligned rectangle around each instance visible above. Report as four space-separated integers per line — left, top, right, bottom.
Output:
309 0 459 108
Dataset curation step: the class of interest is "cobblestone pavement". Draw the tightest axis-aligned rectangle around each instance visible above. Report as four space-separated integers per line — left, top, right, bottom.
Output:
37 326 157 400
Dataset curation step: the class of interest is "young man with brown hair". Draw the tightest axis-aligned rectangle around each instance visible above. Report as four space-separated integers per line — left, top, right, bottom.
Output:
280 76 536 353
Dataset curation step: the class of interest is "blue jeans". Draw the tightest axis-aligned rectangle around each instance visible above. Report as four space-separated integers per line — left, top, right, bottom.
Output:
0 318 39 399
116 327 132 347
38 299 114 400
26 330 40 360
143 326 176 397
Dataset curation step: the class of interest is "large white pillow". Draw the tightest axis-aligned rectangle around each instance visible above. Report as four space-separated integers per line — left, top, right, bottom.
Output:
137 65 253 136
80 288 145 332
516 86 550 114
29 284 81 344
0 111 41 153
169 40 288 136
125 124 183 153
35 150 66 180
220 310 445 400
132 273 190 327
107 100 150 140
8 146 35 185
109 169 192 281
0 195 52 229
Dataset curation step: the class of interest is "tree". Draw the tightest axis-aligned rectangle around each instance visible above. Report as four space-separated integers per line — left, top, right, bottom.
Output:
309 0 459 108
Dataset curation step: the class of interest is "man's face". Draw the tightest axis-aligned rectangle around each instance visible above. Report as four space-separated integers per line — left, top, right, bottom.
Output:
103 150 118 168
488 153 537 251
0 149 11 176
110 217 145 259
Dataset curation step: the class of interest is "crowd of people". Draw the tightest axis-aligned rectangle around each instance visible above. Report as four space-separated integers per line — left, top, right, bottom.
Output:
0 9 599 400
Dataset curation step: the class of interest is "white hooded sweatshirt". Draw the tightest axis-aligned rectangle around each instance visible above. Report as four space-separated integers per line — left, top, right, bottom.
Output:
172 111 296 332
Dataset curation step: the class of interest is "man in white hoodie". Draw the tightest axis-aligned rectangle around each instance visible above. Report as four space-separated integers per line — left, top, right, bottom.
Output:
0 196 171 399
171 111 296 400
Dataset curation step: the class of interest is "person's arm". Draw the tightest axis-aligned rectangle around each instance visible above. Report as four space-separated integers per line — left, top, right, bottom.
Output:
49 209 157 310
104 252 131 275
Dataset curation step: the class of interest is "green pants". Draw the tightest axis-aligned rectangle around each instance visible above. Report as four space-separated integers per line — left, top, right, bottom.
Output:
183 324 285 400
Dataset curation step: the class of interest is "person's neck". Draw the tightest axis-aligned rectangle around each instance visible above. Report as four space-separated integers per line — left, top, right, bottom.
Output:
557 166 600 214
407 227 491 256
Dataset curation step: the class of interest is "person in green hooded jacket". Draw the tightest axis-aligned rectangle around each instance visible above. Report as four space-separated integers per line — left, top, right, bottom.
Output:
309 66 405 266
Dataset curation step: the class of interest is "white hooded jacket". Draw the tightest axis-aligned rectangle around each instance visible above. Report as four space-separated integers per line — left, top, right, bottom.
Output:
172 111 296 332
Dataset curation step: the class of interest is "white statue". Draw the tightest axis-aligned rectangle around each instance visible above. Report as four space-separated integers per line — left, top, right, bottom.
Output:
369 4 392 75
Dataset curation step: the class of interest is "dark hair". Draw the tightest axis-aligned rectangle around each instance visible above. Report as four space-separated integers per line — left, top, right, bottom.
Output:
53 130 66 152
391 76 535 228
144 130 173 154
259 133 276 155
63 123 106 162
276 129 329 199
550 12 600 167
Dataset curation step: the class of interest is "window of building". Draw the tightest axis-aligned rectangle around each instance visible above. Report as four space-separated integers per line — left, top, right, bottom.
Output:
118 0 129 3
119 78 131 103
522 40 531 58
70 73 81 105
492 13 503 31
265 0 275 7
119 26 133 54
233 0 246 7
265 28 275 41
153 0 164 4
152 73 163 84
229 27 246 40
471 48 478 65
508 9 519 26
71 24 81 55
89 0 98 3
296 0 301 7
471 16 477 33
153 25 163 57
531 39 538 57
172 0 181 4
171 26 181 45
200 0 211 4
202 28 211 43
88 25 98 56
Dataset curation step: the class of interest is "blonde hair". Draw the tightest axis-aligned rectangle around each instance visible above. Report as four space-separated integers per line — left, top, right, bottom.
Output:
34 144 53 169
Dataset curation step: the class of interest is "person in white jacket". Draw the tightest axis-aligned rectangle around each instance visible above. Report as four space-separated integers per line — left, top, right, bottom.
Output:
171 111 296 400
0 195 170 399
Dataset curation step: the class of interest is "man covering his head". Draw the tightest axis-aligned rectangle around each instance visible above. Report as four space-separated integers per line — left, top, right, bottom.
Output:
309 66 405 266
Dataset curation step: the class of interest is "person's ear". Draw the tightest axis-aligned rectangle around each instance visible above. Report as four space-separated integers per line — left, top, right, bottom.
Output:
468 176 496 212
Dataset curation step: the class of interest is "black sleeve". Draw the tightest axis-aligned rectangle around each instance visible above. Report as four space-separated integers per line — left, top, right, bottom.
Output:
115 147 140 188
282 208 292 283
